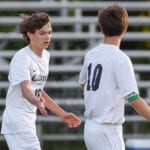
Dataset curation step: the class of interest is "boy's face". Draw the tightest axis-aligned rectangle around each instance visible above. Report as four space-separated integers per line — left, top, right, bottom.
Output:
28 22 52 50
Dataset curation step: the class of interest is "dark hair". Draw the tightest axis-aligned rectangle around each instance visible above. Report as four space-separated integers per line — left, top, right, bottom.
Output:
98 4 128 36
19 12 50 42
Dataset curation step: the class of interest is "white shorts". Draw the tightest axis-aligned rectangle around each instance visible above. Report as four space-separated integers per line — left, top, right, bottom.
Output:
4 130 41 150
84 120 125 150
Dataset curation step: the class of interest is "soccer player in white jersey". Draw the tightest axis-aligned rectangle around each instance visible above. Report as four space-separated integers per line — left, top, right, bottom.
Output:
1 12 81 150
79 4 150 150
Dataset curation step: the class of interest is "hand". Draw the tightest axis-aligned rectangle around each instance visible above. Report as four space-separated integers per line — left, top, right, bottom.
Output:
61 112 81 128
37 97 48 116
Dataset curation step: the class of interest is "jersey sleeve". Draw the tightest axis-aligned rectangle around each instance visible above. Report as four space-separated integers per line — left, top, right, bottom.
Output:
115 54 139 98
79 55 87 85
8 54 31 86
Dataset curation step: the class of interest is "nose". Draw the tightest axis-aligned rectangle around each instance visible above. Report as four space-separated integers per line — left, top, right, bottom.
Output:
45 33 51 40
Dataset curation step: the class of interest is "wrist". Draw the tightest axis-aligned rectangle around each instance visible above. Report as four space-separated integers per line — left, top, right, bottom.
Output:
59 111 67 121
31 97 41 107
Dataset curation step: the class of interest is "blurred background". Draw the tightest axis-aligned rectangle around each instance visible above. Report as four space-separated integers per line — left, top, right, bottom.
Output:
0 0 149 150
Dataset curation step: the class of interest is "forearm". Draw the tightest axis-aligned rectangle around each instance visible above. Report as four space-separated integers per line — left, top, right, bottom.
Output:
21 81 40 106
41 91 66 119
130 98 150 121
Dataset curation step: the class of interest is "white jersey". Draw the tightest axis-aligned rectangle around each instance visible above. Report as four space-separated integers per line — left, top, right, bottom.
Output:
1 46 50 134
79 43 139 124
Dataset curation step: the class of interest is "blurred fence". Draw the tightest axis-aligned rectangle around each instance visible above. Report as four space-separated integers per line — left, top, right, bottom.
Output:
0 0 150 148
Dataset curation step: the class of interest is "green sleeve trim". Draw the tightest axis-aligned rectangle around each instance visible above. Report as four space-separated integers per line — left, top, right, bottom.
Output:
128 94 140 102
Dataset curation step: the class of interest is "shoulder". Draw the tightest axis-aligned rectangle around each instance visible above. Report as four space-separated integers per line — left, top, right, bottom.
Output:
113 49 132 68
85 45 100 58
11 46 31 64
14 46 29 58
117 49 131 63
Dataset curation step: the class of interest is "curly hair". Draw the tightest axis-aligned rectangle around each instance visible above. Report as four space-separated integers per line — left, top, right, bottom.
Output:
19 12 50 42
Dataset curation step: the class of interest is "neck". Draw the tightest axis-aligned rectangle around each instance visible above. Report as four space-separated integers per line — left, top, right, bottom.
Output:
103 35 122 48
29 44 43 57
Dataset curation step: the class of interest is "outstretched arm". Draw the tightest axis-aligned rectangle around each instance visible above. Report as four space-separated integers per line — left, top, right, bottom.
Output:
41 90 81 128
130 98 150 121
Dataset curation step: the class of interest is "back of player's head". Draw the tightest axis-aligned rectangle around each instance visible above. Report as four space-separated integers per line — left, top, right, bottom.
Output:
19 12 51 42
98 4 128 36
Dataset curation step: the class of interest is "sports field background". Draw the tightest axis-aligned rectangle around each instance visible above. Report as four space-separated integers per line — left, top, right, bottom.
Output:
0 0 150 149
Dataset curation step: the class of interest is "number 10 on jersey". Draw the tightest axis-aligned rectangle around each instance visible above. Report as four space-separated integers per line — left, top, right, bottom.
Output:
87 63 103 91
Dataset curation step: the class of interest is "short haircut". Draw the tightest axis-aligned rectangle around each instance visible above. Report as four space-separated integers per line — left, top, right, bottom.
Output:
19 12 51 42
98 4 128 36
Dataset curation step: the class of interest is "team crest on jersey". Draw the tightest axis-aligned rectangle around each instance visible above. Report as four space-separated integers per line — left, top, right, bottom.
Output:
32 74 47 85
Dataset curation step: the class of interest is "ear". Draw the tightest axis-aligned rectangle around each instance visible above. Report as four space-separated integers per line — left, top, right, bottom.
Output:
27 32 33 40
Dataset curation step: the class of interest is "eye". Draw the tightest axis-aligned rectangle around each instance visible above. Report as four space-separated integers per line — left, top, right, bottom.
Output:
39 32 45 35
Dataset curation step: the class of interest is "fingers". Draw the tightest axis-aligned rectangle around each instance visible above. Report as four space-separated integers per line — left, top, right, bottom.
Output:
38 100 48 116
66 113 81 124
67 120 81 128
40 97 45 105
39 107 48 116
63 112 81 128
